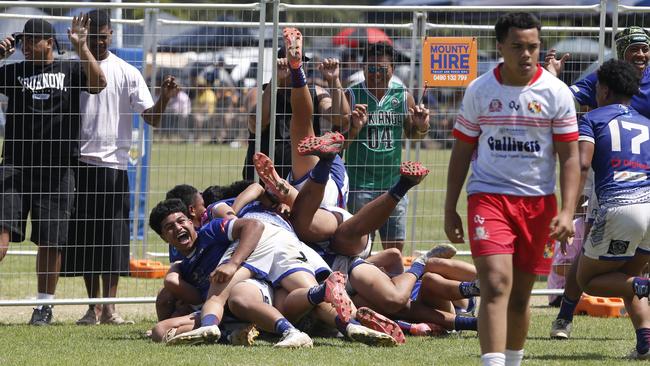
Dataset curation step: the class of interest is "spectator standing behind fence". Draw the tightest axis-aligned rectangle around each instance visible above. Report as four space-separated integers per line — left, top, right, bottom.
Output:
242 47 335 181
444 13 580 366
191 75 216 143
0 16 106 325
59 10 179 326
159 88 191 142
340 43 430 253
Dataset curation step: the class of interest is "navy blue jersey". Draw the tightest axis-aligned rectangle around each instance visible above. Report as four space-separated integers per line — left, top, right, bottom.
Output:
579 104 650 207
178 218 236 300
571 67 650 119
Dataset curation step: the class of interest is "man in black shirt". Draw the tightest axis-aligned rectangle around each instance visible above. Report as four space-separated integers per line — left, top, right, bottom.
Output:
0 15 106 325
243 49 339 181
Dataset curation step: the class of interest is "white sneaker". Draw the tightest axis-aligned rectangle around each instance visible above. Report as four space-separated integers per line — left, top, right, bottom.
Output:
423 243 457 260
345 323 398 347
274 328 313 348
549 318 572 340
166 325 221 346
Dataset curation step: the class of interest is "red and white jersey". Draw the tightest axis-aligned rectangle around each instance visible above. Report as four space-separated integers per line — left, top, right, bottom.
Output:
453 65 578 196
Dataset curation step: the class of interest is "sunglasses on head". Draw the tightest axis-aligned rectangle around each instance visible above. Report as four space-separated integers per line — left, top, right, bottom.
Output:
367 65 389 74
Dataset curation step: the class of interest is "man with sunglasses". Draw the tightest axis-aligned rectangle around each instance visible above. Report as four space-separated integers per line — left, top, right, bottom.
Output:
0 16 106 325
342 42 430 253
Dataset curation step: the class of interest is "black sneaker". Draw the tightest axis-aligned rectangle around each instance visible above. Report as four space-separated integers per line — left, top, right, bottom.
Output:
29 306 53 326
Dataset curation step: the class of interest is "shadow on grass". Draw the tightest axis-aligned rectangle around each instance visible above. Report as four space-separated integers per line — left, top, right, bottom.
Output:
528 336 629 341
528 352 625 361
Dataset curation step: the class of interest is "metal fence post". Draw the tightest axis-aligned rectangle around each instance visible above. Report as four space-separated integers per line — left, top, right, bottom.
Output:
254 1 268 182
611 0 619 59
133 6 158 258
598 0 607 65
140 6 159 257
269 0 280 163
407 11 427 256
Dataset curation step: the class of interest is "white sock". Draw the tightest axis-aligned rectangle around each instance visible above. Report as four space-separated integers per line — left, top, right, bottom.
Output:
36 293 54 310
505 349 524 366
481 352 506 366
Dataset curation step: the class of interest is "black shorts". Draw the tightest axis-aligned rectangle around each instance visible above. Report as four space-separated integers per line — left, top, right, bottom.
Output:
0 164 75 246
61 163 130 276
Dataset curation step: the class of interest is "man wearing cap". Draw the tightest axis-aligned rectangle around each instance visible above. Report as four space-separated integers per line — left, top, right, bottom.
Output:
60 10 179 326
545 26 650 341
0 15 106 325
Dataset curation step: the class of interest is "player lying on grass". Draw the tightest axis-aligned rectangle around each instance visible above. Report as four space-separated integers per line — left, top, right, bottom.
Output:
199 185 405 347
149 199 397 347
253 135 478 341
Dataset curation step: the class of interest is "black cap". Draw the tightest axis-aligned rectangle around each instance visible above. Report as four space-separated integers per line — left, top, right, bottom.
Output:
277 46 310 62
17 19 56 39
15 18 63 55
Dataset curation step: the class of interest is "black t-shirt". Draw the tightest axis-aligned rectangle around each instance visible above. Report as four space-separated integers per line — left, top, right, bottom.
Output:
243 84 321 180
0 60 87 166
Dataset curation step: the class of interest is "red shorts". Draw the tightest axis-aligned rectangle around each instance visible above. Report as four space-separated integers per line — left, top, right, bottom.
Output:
467 193 557 275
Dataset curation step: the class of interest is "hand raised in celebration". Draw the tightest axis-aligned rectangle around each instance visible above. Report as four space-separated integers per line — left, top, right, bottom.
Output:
68 13 91 50
159 75 180 101
409 104 430 133
318 58 341 83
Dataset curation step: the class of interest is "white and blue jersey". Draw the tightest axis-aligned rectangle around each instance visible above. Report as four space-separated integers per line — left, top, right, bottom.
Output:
179 218 236 300
571 68 650 118
239 201 294 232
289 155 349 209
578 104 650 208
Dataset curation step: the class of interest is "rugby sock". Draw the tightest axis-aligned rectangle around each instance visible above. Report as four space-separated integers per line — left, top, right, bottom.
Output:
334 315 360 335
201 314 219 327
454 315 478 331
459 281 481 298
633 277 650 299
636 328 650 355
396 320 412 333
406 262 425 279
290 66 307 88
36 293 54 310
309 158 333 185
480 352 505 366
556 295 579 322
307 284 327 305
274 318 294 335
504 349 524 366
388 176 416 201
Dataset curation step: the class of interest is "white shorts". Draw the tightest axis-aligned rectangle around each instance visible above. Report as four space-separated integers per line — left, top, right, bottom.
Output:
583 202 650 260
290 173 349 209
219 223 330 286
240 278 274 305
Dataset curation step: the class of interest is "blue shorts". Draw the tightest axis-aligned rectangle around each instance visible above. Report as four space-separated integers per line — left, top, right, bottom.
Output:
347 190 408 242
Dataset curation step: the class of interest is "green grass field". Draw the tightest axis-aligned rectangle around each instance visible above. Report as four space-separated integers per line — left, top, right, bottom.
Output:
0 308 639 366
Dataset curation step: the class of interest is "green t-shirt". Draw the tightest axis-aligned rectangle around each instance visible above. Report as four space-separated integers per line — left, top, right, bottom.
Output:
345 80 408 190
